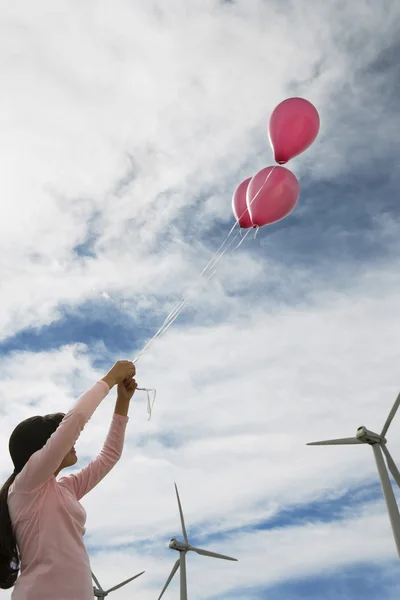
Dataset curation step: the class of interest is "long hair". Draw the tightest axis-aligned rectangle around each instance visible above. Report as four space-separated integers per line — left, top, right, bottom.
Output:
0 412 65 588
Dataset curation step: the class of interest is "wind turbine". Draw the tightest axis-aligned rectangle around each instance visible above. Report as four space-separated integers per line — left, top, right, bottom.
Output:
307 392 400 557
92 568 145 598
158 483 238 600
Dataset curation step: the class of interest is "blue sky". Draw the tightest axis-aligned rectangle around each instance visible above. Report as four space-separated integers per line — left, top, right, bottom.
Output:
227 563 400 600
1 1 400 598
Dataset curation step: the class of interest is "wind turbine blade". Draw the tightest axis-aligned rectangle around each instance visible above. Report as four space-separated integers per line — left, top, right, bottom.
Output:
91 572 103 591
105 571 145 593
175 482 188 544
190 546 238 561
307 437 361 446
372 443 400 558
381 393 400 438
158 559 180 600
382 445 400 489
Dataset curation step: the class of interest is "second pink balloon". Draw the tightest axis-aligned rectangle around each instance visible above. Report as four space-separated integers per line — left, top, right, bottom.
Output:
246 166 300 227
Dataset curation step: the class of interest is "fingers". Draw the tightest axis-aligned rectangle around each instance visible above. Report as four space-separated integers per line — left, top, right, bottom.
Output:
128 362 136 377
122 376 138 392
114 360 136 387
120 360 136 378
129 380 138 392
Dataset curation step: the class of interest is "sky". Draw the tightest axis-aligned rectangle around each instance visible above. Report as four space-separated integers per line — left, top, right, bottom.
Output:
1 0 400 598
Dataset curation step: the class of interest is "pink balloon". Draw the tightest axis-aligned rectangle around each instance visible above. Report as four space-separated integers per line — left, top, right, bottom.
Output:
269 97 320 164
246 166 299 227
232 177 254 228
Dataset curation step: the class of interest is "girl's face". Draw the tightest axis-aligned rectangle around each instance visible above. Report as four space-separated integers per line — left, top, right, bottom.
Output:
56 446 78 474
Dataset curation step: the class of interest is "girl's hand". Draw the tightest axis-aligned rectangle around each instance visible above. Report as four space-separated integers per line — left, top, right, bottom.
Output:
102 360 135 389
117 376 138 402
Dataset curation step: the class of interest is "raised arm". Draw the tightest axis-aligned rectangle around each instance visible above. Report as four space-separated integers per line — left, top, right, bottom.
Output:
15 361 135 492
59 376 137 498
59 413 128 499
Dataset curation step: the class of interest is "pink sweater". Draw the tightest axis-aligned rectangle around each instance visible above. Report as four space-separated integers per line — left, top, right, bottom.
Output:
7 380 129 600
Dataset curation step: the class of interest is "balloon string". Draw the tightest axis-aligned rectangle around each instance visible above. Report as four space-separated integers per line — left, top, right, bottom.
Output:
233 227 252 249
135 162 275 363
133 228 242 364
133 298 186 363
136 387 156 420
198 221 239 277
135 166 276 358
133 165 277 418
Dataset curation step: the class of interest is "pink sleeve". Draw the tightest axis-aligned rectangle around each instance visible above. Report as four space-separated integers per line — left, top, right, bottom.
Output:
15 380 110 492
59 413 128 500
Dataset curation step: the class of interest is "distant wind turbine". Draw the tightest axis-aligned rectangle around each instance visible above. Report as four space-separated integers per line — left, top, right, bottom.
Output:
307 392 400 557
158 483 238 600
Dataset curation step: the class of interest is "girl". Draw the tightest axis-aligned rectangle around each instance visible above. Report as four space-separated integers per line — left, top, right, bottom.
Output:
0 359 136 599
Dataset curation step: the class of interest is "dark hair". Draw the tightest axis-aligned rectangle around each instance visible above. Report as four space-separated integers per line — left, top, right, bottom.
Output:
0 412 65 588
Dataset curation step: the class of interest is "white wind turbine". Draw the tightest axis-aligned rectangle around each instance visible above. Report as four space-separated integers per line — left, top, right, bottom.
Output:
158 483 238 600
92 568 145 598
307 392 400 557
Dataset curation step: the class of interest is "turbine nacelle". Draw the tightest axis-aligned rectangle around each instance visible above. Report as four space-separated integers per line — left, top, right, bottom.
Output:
169 538 187 551
356 426 386 445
